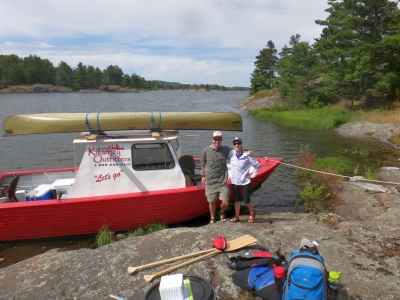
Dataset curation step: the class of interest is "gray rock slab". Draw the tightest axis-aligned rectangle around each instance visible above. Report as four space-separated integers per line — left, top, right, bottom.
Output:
335 121 400 150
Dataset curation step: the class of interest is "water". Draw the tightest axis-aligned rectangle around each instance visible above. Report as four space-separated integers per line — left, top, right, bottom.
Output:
1 91 400 267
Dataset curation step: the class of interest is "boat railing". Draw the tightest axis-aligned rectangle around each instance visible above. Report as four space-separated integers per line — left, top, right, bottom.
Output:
1 170 77 202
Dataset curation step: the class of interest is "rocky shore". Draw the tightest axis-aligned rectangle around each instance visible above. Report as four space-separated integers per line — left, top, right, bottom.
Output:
0 97 399 299
335 121 400 150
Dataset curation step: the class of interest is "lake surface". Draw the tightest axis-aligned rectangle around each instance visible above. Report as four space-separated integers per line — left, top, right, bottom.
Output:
1 91 400 267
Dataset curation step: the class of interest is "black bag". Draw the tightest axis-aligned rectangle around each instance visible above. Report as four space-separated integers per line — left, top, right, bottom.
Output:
227 249 283 270
228 257 275 270
232 266 282 300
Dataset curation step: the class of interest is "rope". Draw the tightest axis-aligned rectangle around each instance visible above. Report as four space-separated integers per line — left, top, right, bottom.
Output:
150 112 154 131
84 113 91 132
266 158 400 186
149 112 162 132
157 112 162 131
96 112 100 132
74 143 77 169
84 112 101 134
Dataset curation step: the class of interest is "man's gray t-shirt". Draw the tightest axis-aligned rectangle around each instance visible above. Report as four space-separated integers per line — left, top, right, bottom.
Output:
201 145 231 186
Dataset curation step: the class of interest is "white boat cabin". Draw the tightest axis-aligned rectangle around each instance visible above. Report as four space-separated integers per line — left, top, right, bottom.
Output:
69 130 187 198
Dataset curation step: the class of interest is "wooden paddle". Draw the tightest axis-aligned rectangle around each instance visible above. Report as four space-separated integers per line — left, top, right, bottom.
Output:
127 248 216 274
143 250 220 283
127 234 257 275
143 234 257 282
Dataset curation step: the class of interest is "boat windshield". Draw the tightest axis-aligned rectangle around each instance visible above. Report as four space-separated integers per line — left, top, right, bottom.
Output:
131 143 175 170
170 138 179 153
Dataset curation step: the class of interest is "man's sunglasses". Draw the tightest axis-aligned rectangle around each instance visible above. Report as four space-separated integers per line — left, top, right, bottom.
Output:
213 138 222 141
233 142 242 145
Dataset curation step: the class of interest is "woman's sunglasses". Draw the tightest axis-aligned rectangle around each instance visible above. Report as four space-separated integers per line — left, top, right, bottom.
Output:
233 142 242 145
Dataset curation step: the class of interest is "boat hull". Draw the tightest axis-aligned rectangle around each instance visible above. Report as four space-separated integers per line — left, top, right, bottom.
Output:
0 158 282 241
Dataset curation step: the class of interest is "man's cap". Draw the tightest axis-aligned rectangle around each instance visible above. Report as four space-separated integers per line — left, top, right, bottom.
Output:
213 131 222 138
300 238 314 248
233 137 242 143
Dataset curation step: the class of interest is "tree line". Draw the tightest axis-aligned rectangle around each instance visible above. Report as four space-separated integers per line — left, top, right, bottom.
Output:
250 0 400 108
0 55 248 92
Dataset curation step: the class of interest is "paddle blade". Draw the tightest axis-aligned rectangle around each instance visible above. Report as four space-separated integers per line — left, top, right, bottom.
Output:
225 235 258 252
143 274 155 283
127 267 138 274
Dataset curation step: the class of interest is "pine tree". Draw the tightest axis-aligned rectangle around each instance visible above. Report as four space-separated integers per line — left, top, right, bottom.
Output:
55 61 73 87
250 40 278 94
314 0 400 106
276 35 318 107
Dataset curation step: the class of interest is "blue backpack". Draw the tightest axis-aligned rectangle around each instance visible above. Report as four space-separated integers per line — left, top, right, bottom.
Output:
282 250 329 300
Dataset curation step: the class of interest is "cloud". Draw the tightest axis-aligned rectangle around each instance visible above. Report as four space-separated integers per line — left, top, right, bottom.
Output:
0 0 329 87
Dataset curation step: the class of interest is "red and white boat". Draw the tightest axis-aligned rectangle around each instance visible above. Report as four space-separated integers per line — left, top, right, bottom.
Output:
0 112 282 241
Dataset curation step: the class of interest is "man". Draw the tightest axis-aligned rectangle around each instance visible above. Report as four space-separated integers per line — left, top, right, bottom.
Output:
200 131 231 224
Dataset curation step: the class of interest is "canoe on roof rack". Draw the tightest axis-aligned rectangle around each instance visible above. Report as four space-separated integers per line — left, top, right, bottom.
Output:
3 112 243 136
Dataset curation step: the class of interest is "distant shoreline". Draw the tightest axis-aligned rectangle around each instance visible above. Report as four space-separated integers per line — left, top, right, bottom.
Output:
0 84 143 93
0 84 248 93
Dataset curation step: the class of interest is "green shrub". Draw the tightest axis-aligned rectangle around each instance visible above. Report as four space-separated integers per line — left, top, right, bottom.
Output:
299 185 328 213
296 146 346 213
253 89 272 100
127 227 146 237
248 107 352 129
353 163 360 175
314 157 352 176
364 165 376 180
96 225 115 247
344 147 370 158
146 222 168 234
126 222 167 238
308 96 323 109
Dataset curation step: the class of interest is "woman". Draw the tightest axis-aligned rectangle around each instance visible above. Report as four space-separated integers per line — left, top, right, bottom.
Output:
228 137 260 223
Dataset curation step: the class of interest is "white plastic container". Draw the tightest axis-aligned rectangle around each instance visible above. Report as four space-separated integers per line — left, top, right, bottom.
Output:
15 190 26 202
159 274 184 300
52 178 75 199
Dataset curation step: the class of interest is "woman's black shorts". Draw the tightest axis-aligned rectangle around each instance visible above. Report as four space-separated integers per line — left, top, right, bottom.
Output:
232 183 251 204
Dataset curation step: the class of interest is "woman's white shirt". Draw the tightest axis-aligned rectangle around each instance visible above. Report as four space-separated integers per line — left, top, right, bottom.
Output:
228 150 260 185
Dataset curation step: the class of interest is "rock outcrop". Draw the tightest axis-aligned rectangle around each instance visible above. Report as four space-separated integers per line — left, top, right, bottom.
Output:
335 121 400 150
0 84 73 93
235 95 285 111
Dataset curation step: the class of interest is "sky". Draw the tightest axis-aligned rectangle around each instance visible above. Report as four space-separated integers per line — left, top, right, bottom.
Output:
0 0 332 87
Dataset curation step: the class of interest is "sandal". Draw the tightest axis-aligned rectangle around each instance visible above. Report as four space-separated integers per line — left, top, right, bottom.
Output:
230 216 240 223
209 219 216 224
247 214 255 223
220 213 227 222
